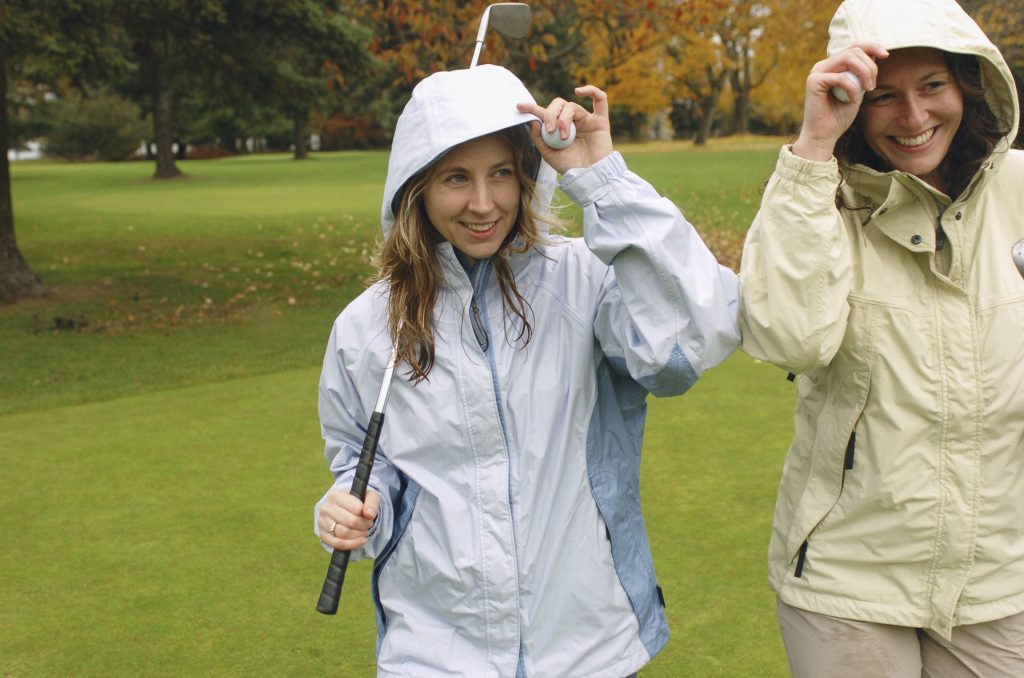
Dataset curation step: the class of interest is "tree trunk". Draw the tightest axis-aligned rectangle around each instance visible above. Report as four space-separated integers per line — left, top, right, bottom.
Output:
0 45 44 305
292 115 308 160
694 70 728 146
728 70 742 135
151 59 182 179
694 105 714 146
728 65 751 136
736 55 752 135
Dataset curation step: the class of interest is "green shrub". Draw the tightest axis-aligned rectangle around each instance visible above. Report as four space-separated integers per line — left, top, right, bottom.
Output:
43 90 149 161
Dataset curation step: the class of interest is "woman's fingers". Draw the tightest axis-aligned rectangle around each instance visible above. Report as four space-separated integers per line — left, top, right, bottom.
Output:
812 43 889 94
319 489 378 549
575 85 609 120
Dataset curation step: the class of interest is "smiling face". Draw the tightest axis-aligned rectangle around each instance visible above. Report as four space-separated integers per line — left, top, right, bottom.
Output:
423 134 521 264
861 48 964 192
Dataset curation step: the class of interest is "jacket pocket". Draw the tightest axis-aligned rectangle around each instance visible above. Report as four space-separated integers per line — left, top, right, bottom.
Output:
784 303 879 573
791 429 858 578
371 476 421 632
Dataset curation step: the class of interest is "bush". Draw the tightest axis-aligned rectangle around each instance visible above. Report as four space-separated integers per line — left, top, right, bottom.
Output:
43 91 149 161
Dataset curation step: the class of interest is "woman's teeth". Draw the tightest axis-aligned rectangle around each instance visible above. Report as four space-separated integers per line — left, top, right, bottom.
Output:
894 129 935 147
463 221 496 233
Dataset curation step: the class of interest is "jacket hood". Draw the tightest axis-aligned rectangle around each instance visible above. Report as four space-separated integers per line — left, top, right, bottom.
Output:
828 0 1019 149
380 65 557 239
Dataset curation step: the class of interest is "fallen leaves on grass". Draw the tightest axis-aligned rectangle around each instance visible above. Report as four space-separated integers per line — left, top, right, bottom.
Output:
698 228 745 272
31 314 91 333
20 215 743 339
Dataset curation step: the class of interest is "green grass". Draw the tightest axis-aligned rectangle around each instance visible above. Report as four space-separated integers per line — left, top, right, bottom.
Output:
619 139 780 235
2 141 782 417
4 153 385 416
1 139 794 676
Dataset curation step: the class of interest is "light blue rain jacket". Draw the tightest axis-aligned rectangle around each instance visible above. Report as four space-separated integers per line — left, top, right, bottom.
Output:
316 65 740 677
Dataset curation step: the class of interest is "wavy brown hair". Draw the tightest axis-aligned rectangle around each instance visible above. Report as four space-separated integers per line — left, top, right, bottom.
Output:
834 50 1010 206
372 124 553 383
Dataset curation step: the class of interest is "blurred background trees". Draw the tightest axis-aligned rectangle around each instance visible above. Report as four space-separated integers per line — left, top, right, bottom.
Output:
2 0 1022 303
8 0 1021 161
2 0 124 302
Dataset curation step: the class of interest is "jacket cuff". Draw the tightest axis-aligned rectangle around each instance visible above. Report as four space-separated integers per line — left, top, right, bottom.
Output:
558 151 627 206
776 145 841 186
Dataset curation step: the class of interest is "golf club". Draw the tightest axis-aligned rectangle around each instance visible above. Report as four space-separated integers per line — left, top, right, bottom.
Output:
467 3 574 149
316 323 403 615
1013 237 1024 279
469 2 532 68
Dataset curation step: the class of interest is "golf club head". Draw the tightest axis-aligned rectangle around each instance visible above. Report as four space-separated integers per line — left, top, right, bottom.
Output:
470 3 532 68
1013 238 1024 279
489 3 531 38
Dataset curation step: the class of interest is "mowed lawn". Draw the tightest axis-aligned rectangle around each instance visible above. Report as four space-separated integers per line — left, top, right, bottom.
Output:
1 138 796 677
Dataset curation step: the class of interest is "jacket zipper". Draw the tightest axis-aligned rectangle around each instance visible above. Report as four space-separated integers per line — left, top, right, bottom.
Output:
794 541 809 578
467 260 521 651
470 297 489 351
796 430 857 578
930 192 945 249
467 258 490 352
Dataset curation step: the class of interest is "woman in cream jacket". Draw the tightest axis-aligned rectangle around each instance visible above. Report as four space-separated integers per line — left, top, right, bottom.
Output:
740 0 1024 674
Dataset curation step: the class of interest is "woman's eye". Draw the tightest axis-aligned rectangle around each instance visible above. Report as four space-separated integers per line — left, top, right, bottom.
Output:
925 80 949 92
867 93 894 106
493 167 514 179
445 173 468 185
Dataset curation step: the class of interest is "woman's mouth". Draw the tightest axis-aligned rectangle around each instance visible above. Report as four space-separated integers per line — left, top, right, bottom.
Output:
892 128 936 148
462 220 498 234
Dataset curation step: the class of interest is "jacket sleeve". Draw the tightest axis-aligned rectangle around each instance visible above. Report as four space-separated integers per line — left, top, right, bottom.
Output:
313 320 401 558
559 151 740 396
738 146 853 374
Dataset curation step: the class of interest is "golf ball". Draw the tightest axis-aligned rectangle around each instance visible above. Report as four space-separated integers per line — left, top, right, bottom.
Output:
831 71 865 104
1012 238 1024 278
541 122 576 149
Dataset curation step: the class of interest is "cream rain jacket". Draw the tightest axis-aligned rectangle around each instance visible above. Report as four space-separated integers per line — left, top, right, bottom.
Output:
315 66 740 677
739 0 1024 639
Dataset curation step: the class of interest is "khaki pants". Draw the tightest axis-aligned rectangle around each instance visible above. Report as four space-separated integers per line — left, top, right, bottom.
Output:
776 598 1024 678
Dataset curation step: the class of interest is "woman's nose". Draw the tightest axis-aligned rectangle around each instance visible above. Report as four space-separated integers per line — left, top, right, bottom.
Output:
467 183 494 213
900 94 929 130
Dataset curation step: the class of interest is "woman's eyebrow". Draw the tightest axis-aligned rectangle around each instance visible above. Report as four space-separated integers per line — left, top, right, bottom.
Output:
918 69 952 81
437 158 514 173
875 70 952 89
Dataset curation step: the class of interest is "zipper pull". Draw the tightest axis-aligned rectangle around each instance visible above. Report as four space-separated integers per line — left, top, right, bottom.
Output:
470 298 489 352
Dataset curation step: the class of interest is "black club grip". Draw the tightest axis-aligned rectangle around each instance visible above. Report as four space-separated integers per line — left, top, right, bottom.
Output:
316 411 385 615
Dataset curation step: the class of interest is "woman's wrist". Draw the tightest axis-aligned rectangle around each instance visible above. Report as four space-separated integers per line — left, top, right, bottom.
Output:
792 135 837 162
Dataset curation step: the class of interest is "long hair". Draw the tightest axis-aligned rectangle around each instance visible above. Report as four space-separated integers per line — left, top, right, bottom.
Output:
372 124 552 383
833 50 1010 206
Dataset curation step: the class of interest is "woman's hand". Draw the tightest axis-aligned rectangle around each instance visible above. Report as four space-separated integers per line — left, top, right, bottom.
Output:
793 44 889 162
517 85 614 174
318 488 380 551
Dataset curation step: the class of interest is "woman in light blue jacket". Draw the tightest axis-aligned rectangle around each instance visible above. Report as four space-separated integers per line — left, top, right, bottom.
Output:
314 65 739 677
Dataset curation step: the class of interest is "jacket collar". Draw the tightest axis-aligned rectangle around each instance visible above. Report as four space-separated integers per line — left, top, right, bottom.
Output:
844 158 998 255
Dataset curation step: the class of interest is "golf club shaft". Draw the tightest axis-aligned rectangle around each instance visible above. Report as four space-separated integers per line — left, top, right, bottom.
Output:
469 6 491 68
469 3 530 68
470 43 484 68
